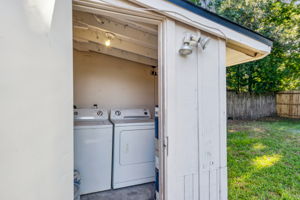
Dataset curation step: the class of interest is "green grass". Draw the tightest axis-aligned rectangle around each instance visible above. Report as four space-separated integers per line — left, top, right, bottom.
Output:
227 119 300 200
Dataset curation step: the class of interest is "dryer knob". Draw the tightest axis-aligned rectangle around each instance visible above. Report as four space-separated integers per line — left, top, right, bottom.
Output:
97 111 103 116
115 111 121 116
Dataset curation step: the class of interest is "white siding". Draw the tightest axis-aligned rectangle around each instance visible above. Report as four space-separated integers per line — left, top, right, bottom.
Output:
0 1 73 200
163 20 227 200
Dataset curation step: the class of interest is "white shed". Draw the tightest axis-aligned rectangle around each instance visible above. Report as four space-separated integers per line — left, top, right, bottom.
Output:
0 1 272 200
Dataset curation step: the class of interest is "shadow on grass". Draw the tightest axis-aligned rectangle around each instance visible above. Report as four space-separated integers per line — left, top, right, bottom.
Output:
227 120 300 200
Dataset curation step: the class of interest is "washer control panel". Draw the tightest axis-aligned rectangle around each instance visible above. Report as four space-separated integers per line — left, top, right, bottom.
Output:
110 108 151 120
74 108 108 121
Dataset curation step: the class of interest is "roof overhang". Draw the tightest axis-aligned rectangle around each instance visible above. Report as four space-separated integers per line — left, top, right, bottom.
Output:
129 0 273 66
73 0 273 66
167 0 273 47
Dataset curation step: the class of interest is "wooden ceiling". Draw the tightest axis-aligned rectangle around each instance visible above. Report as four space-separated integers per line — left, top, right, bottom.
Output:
73 10 263 67
73 10 158 66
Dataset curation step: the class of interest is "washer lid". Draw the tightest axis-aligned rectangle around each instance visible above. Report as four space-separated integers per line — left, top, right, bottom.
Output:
111 119 154 127
74 120 112 129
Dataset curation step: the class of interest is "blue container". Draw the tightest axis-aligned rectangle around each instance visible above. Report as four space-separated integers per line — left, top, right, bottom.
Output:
155 106 159 139
74 170 81 200
154 106 159 200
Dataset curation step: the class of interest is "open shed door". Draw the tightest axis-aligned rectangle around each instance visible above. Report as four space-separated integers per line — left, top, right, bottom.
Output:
0 1 73 200
162 19 227 200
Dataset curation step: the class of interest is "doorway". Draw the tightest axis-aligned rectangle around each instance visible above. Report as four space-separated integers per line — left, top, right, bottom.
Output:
72 2 166 200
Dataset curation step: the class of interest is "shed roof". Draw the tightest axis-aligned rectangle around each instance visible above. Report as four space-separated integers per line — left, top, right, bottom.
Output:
167 0 273 47
74 0 273 66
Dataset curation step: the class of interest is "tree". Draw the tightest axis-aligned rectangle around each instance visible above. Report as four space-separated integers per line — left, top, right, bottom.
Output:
190 0 300 93
191 0 215 11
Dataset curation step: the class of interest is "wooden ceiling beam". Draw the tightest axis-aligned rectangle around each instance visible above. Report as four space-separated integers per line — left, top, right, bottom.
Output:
73 0 163 23
73 27 157 59
73 11 157 48
73 41 158 66
106 16 158 35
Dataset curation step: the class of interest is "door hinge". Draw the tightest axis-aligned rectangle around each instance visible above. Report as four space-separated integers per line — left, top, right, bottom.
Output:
163 136 169 156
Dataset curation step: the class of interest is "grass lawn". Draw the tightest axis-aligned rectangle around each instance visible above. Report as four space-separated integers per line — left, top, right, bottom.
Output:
227 118 300 200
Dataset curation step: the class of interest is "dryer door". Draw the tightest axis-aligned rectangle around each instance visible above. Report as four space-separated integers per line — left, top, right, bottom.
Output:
120 128 155 165
113 125 155 189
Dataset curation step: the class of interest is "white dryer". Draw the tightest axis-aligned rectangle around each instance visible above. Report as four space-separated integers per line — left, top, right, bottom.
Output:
74 108 113 195
110 108 155 189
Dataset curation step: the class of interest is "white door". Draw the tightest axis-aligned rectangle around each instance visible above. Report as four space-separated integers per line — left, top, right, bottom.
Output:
162 20 227 200
0 1 73 200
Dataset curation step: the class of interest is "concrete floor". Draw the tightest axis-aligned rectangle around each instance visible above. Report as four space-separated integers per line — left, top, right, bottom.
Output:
81 183 155 200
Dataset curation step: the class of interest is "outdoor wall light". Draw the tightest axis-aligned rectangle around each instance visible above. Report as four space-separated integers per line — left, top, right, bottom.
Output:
179 32 211 56
179 42 193 55
199 37 211 50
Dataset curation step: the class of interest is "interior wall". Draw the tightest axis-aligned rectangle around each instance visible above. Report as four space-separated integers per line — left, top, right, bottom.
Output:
73 50 158 114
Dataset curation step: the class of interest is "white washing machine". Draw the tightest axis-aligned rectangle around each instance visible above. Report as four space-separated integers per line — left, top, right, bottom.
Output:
74 108 113 195
110 108 155 189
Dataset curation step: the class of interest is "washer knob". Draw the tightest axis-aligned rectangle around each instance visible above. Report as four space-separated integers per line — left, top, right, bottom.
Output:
115 110 121 116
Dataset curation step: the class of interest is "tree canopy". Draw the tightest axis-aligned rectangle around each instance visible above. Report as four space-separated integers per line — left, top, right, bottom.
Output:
191 0 300 93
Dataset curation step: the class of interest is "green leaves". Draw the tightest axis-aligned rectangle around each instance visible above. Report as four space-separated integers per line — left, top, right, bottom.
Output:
224 0 300 93
191 0 300 93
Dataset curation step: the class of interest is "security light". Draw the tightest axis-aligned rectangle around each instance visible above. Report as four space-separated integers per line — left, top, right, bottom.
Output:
199 37 211 50
179 42 193 55
179 32 211 56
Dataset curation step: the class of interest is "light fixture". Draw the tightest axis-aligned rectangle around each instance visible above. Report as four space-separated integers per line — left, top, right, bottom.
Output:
179 32 211 56
179 42 193 55
199 37 210 50
105 39 111 47
105 32 115 47
179 33 194 56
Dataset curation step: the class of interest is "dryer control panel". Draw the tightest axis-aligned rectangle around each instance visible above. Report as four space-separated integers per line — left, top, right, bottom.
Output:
110 108 151 120
74 108 109 121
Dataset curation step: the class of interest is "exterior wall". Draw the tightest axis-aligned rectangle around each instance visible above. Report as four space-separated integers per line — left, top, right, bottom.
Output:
0 1 73 200
163 19 227 200
73 50 158 112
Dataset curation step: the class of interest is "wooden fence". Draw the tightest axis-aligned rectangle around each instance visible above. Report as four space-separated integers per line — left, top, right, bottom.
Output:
276 91 300 118
227 91 276 120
